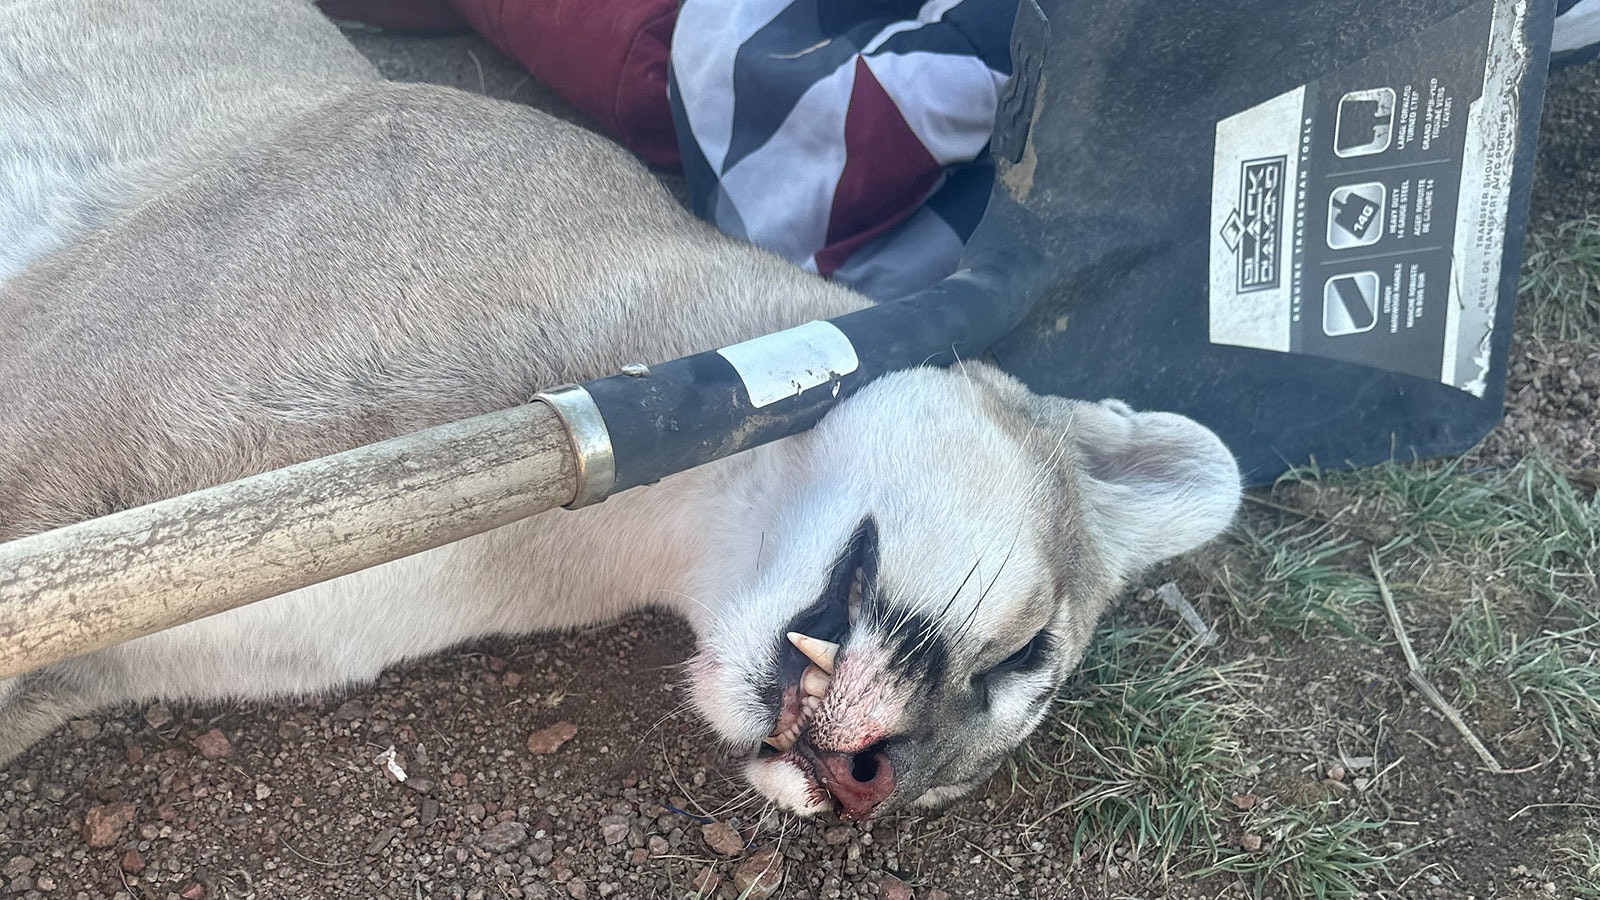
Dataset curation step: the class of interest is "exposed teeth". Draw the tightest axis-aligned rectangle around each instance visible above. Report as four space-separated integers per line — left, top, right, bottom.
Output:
787 632 840 675
800 664 831 698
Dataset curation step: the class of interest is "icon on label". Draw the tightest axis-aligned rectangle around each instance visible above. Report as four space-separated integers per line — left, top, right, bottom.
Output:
1323 272 1379 336
1335 88 1396 158
1327 182 1386 249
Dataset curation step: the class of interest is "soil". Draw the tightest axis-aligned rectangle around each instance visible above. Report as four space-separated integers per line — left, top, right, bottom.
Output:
2 26 1597 900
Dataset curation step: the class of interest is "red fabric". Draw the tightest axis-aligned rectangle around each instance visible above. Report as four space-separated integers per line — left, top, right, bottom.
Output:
446 0 680 168
314 0 467 33
813 58 942 278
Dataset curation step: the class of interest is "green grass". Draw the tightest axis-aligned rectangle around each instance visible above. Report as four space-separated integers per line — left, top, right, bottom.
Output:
1560 833 1600 899
1240 459 1600 741
1199 805 1390 900
1037 624 1255 868
1520 215 1600 341
1220 518 1380 640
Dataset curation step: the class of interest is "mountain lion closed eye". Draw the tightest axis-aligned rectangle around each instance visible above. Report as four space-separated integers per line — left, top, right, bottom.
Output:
0 0 1241 820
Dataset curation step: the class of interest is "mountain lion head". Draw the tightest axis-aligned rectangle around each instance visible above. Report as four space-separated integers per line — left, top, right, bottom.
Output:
683 363 1241 819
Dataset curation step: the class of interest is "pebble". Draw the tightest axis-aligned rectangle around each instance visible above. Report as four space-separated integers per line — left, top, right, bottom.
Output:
193 729 232 760
599 815 630 846
476 822 528 853
120 850 146 874
68 719 101 739
527 722 579 754
566 879 589 899
1 858 34 879
689 866 720 895
82 802 137 849
180 881 206 899
528 840 555 866
880 875 914 900
419 799 441 826
366 827 400 856
701 822 745 856
646 836 669 856
823 826 853 846
1240 833 1263 853
144 704 173 729
732 846 783 899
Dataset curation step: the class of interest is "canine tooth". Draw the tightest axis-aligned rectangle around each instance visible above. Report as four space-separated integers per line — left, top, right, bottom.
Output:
787 632 839 674
801 664 831 698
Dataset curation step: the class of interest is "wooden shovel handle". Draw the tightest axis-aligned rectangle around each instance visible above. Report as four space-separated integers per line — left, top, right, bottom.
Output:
0 402 576 679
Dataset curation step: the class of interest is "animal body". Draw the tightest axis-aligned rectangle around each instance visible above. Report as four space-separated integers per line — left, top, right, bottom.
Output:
0 0 1241 819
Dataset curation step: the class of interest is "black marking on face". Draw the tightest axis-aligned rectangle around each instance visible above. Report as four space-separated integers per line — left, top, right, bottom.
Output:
760 518 879 720
881 609 952 687
783 517 878 646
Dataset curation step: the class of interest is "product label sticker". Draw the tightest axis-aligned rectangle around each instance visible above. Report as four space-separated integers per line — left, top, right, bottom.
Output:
1208 0 1531 396
717 320 860 408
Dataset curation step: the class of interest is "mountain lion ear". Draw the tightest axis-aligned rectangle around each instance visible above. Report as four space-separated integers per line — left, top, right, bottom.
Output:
1043 397 1242 583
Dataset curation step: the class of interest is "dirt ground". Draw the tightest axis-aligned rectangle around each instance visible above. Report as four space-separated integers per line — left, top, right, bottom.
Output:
1 26 1597 900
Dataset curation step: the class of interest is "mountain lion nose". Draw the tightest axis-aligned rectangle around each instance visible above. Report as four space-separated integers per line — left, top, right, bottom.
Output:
813 746 895 820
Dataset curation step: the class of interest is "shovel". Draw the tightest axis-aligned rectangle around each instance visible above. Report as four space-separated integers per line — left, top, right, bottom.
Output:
0 0 1555 678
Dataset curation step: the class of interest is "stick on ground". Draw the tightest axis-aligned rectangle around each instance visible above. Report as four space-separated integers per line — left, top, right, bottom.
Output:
1370 550 1505 774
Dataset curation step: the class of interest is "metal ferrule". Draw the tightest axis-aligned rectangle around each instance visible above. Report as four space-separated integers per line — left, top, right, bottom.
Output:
533 384 615 509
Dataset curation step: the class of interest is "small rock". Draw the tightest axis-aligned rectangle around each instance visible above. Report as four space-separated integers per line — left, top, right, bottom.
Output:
254 783 271 801
68 719 101 739
125 743 145 765
120 850 146 874
476 821 528 853
405 777 435 795
1240 833 1263 853
702 822 745 856
7 876 32 893
927 891 951 900
2 858 34 879
33 874 56 891
180 881 206 899
82 802 136 848
528 840 555 866
449 772 469 788
527 721 579 754
276 722 303 742
647 836 669 856
732 846 783 900
1230 793 1257 811
1327 763 1346 782
366 827 400 856
688 866 720 895
566 879 589 900
503 672 523 689
419 798 441 826
143 704 173 729
193 729 231 760
333 700 368 721
823 826 853 846
880 875 914 900
599 816 630 846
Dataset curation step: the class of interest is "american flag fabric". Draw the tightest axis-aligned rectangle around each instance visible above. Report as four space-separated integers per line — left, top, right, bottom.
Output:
1556 0 1600 66
668 0 1016 301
